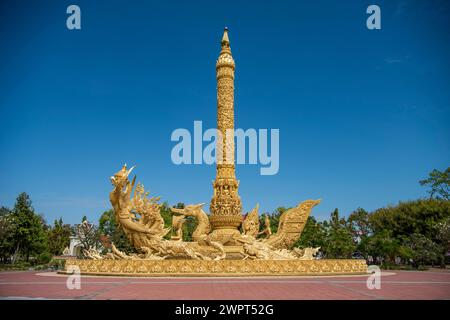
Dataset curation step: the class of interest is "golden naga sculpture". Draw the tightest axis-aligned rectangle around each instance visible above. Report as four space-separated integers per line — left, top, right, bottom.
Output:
262 200 321 249
101 163 320 262
242 204 259 238
63 28 368 276
108 165 226 261
171 215 185 241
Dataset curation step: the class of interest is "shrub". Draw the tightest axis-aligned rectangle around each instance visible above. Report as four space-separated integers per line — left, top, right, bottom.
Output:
48 258 65 270
37 252 52 264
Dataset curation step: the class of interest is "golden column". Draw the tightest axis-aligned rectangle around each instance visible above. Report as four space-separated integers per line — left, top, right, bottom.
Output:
209 28 243 242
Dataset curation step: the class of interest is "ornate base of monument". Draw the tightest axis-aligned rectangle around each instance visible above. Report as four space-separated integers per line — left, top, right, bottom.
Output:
61 259 367 277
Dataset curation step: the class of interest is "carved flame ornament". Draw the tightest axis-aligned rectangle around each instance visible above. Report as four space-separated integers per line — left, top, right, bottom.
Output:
63 29 367 276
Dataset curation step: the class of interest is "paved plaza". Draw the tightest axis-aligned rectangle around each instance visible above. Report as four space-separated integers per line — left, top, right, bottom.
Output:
0 269 449 300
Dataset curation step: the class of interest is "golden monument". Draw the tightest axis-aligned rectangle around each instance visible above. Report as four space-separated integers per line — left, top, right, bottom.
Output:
62 28 367 276
209 28 243 244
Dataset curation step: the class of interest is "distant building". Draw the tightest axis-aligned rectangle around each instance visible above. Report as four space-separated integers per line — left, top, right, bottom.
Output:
67 235 82 257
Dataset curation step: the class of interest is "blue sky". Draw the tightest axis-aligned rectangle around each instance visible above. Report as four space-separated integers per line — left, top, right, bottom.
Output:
0 0 449 225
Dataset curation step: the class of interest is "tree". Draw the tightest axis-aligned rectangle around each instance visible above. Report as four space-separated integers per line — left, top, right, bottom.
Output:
370 199 450 243
10 193 48 263
403 233 441 267
0 207 14 263
369 199 450 267
47 218 72 256
160 202 175 227
348 208 373 257
435 216 450 267
420 167 450 200
0 206 11 216
322 209 356 259
76 218 101 257
295 216 326 249
366 229 400 265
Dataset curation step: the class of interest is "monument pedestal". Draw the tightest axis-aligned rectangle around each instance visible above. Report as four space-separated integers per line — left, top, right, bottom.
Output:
61 258 368 277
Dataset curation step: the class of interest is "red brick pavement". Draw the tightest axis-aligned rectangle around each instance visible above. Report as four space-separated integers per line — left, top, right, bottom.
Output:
0 269 449 300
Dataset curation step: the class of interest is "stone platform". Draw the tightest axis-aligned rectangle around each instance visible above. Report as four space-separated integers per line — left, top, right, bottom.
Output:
61 258 368 277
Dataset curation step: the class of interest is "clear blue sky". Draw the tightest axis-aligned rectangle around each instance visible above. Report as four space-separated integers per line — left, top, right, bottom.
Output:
0 0 449 225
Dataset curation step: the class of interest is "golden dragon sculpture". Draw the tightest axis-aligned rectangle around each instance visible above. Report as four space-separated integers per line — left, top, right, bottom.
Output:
108 165 225 260
83 165 321 261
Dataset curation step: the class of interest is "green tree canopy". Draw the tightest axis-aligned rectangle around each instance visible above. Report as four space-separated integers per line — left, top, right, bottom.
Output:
47 217 72 256
10 193 48 262
420 167 450 200
294 216 326 249
0 206 14 263
347 208 372 257
369 199 450 242
322 209 356 259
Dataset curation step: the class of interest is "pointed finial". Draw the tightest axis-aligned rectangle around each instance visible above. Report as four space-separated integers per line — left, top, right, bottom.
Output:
221 27 230 45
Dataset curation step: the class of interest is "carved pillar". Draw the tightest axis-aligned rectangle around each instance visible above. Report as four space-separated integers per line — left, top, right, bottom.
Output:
209 28 243 242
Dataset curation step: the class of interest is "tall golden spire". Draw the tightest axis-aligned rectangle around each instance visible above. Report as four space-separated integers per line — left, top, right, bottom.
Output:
209 28 243 243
